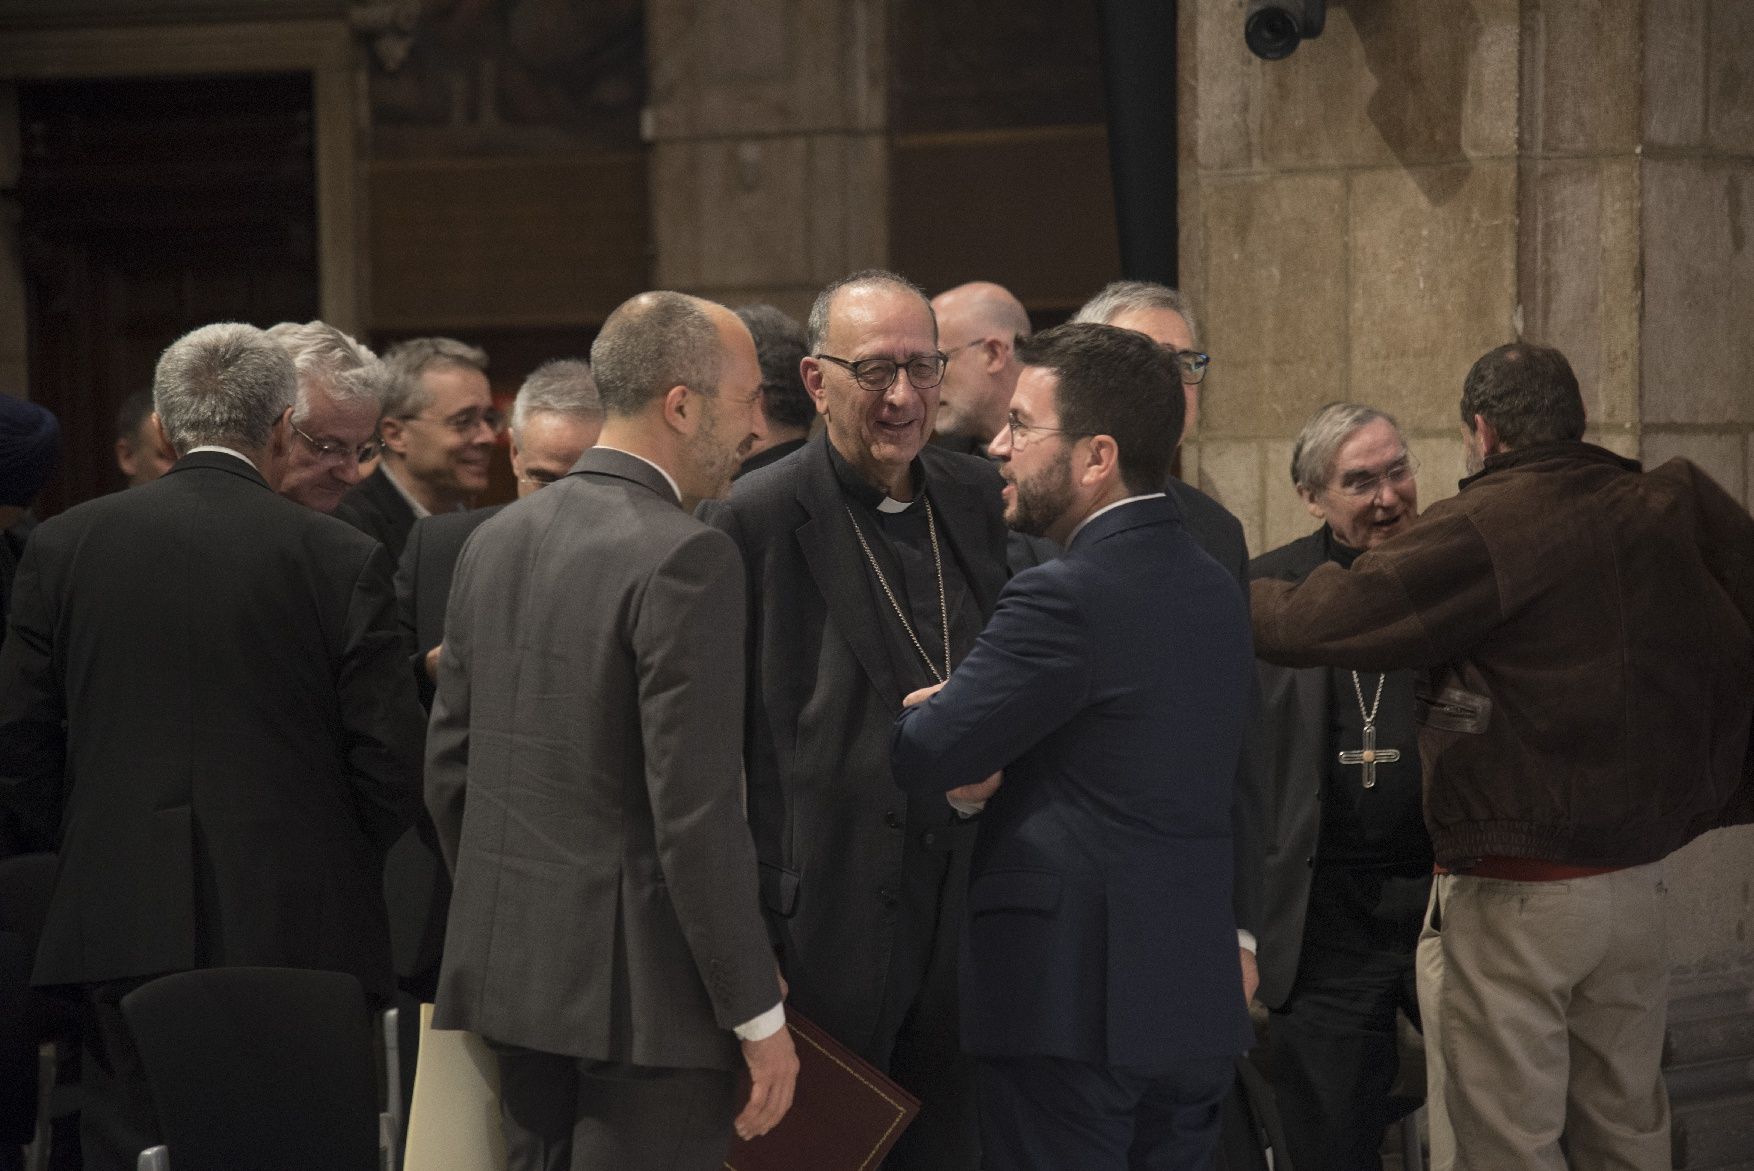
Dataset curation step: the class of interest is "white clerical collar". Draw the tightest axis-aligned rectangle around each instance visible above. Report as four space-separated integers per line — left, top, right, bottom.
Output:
876 494 916 514
187 445 260 473
594 445 682 505
380 460 433 520
1069 492 1166 543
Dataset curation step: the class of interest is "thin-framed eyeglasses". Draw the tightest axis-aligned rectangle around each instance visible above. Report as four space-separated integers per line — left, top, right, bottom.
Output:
1005 410 1094 448
942 338 988 362
1329 453 1420 500
815 353 947 393
1166 348 1212 384
291 420 381 466
409 406 506 436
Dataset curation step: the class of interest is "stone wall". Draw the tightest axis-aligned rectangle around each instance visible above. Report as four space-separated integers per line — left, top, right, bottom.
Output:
1180 3 1754 1162
645 0 890 322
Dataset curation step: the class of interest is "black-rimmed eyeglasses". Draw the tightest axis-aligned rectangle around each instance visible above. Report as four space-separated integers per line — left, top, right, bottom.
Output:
1168 348 1211 384
816 353 947 393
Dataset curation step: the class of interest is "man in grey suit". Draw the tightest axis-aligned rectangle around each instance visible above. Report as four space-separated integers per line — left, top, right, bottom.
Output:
427 291 797 1171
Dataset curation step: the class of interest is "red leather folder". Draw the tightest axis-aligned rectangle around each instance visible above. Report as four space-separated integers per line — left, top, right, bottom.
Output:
725 1011 921 1171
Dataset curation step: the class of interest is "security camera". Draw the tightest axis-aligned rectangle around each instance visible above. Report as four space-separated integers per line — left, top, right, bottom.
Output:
1245 0 1325 60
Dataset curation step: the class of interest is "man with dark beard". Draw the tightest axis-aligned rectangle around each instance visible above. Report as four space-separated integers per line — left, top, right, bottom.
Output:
893 322 1255 1170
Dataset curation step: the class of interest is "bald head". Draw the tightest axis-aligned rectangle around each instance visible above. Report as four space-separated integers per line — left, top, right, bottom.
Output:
930 281 1031 444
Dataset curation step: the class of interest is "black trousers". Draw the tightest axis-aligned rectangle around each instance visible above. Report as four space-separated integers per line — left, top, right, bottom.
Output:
977 1053 1234 1171
870 809 980 1171
491 1043 740 1171
1268 863 1429 1171
74 979 160 1171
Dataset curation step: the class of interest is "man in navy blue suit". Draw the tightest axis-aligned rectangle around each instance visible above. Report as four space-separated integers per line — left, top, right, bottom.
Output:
891 322 1256 1170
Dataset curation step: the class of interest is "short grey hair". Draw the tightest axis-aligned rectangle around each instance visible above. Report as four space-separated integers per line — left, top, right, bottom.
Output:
1071 280 1200 345
590 292 722 416
267 320 390 424
382 337 490 419
512 359 603 440
805 269 935 355
1290 402 1403 493
153 323 296 453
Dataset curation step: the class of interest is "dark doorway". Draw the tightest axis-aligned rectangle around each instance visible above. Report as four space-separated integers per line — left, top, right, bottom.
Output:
17 72 320 516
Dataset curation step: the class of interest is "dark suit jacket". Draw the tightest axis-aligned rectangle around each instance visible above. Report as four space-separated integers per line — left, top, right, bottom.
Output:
338 464 419 562
383 506 501 990
428 448 777 1070
1245 527 1431 1010
1165 476 1264 944
1244 530 1330 1010
0 452 424 1002
698 434 1009 1056
1029 477 1264 942
892 498 1256 1067
395 506 504 710
1167 476 1248 586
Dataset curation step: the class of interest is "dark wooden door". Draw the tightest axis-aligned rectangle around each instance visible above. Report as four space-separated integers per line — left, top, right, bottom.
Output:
17 73 320 516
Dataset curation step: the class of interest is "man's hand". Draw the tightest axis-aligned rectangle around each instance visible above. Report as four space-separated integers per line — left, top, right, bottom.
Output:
1239 946 1260 1005
902 681 945 708
947 771 1002 808
734 1025 799 1141
424 644 443 682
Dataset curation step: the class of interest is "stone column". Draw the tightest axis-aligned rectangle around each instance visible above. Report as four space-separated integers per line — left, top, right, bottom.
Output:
1180 2 1754 1162
645 0 889 319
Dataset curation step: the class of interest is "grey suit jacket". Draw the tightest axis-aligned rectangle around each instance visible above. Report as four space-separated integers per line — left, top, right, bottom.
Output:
427 448 778 1070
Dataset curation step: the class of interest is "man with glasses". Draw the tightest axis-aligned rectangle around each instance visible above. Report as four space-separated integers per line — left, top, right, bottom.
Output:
1248 403 1429 1171
1071 281 1243 583
929 281 1031 454
267 320 390 514
397 358 604 707
340 336 498 560
1073 280 1264 1017
701 269 1010 1171
892 322 1255 1170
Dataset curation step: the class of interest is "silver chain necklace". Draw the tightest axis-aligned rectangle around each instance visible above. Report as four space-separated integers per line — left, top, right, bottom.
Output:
1338 671 1401 789
844 499 950 684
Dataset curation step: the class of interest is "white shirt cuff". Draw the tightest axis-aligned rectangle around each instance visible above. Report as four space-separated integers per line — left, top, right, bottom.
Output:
1237 929 1257 955
947 795 987 817
733 1002 786 1042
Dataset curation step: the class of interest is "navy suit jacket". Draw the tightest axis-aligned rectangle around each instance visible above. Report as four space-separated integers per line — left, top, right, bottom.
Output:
891 497 1256 1069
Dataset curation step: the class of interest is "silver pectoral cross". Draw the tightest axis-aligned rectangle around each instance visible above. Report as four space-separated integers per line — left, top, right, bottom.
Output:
1338 722 1401 790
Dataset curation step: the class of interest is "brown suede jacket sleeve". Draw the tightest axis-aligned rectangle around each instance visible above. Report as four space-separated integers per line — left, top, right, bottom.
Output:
1661 458 1754 630
1250 507 1505 672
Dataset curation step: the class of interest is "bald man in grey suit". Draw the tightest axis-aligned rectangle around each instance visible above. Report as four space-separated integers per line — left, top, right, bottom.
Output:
427 291 797 1171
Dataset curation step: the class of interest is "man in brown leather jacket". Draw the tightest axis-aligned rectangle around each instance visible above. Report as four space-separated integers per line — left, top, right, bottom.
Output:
1251 342 1754 1171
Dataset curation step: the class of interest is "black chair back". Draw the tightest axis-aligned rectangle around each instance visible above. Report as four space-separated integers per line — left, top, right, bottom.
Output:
120 967 380 1171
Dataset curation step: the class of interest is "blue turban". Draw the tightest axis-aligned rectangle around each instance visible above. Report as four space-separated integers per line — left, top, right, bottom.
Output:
0 395 61 508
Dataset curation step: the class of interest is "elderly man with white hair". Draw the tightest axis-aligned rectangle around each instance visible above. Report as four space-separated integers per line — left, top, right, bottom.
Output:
1247 402 1429 1171
267 319 391 514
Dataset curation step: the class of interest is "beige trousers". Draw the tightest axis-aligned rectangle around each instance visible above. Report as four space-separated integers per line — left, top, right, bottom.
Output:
1417 862 1671 1171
